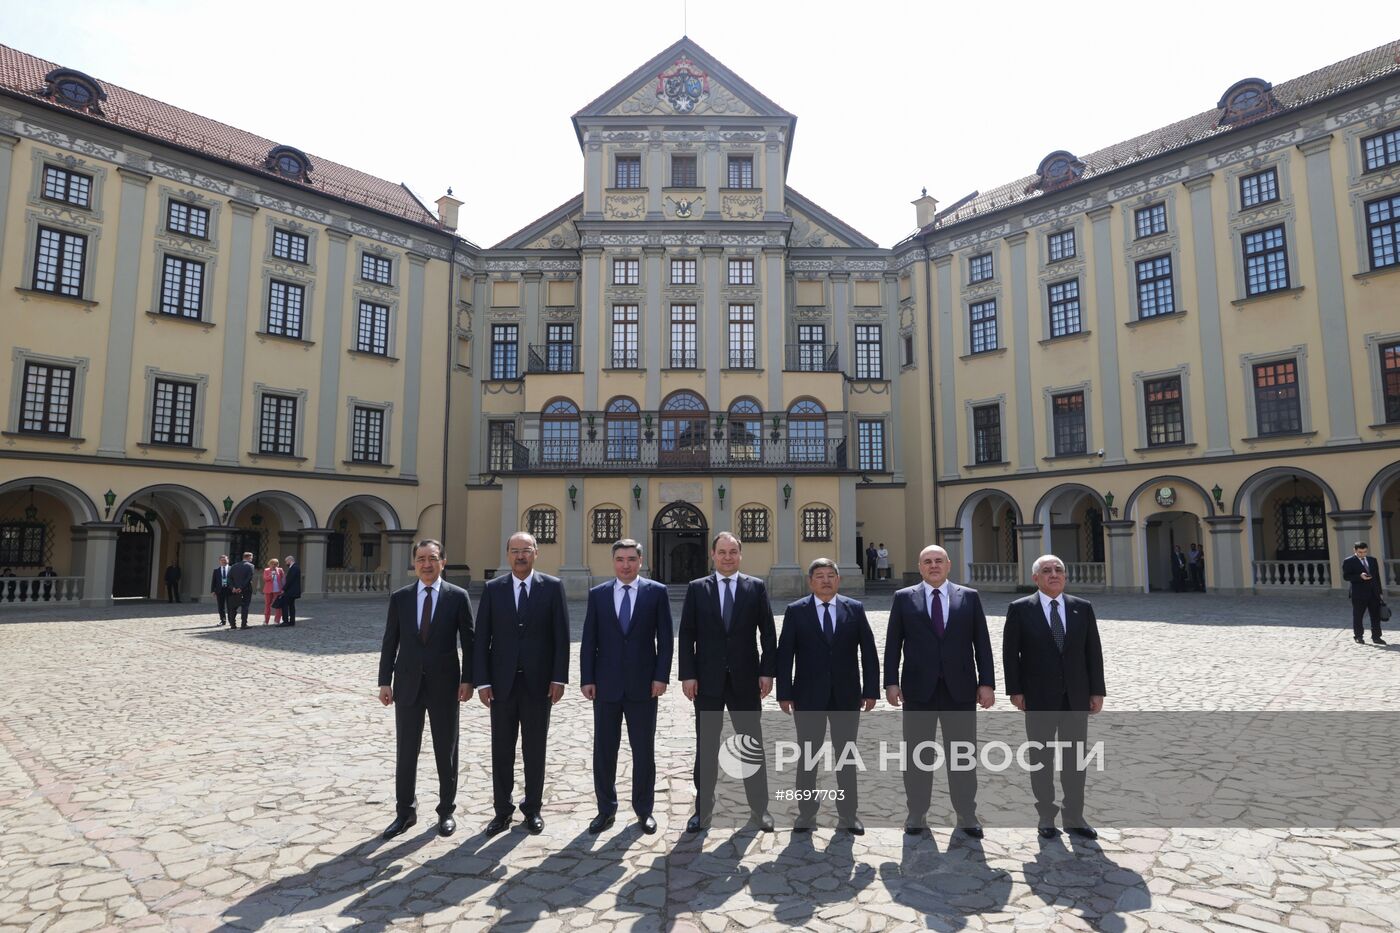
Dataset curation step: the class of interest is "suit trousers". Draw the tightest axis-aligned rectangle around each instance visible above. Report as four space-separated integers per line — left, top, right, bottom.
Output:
903 681 979 825
1352 597 1384 639
693 675 768 818
234 589 252 624
282 597 297 625
490 670 553 817
213 589 231 623
593 697 657 817
166 583 180 603
394 678 460 818
1023 696 1090 827
793 709 860 822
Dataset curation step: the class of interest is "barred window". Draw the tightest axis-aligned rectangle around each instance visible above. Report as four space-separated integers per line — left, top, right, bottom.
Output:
1243 225 1290 296
487 420 516 472
613 258 639 285
0 523 45 566
802 507 832 542
612 305 639 368
615 156 641 188
1134 203 1167 239
1240 168 1279 208
1365 194 1400 270
20 362 74 435
969 253 993 283
969 299 997 353
855 325 883 379
727 156 754 188
267 280 305 338
166 201 209 238
1363 128 1400 172
857 420 885 471
32 226 86 297
151 379 196 446
670 155 697 187
1253 360 1301 436
160 256 204 318
351 406 384 463
1382 341 1400 424
356 301 390 355
728 304 756 368
1135 255 1175 317
490 324 518 379
258 394 297 455
728 258 754 285
739 507 769 542
592 508 623 543
1144 376 1184 447
1052 391 1086 455
1047 229 1076 262
671 258 696 284
670 305 697 368
1279 497 1327 556
42 165 91 208
1048 279 1082 337
972 404 1001 464
527 508 558 544
361 253 392 285
272 229 308 263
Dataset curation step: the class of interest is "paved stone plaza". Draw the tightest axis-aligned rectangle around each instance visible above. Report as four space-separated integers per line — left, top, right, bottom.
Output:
1 592 1398 932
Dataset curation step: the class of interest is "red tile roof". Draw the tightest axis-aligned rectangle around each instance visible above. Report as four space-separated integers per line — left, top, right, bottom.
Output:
0 44 442 230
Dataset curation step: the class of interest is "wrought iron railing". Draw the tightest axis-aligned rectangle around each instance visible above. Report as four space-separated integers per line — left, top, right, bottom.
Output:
785 343 840 372
527 344 579 374
499 437 848 472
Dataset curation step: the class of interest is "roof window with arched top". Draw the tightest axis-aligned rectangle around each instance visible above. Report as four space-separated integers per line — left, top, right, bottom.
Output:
42 68 107 114
263 146 314 183
1032 150 1086 194
1217 78 1278 127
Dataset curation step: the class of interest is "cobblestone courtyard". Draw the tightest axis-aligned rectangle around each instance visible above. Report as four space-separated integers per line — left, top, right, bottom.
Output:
2 593 1398 932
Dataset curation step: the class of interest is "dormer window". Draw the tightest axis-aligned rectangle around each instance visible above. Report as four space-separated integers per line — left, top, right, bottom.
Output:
263 146 313 184
1033 150 1085 194
42 68 106 115
1217 78 1278 127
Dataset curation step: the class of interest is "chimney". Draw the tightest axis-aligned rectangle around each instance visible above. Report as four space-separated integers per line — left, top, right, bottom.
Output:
912 188 938 230
435 189 463 231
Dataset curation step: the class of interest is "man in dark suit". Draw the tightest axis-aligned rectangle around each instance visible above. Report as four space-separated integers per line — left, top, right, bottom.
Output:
377 539 474 839
475 532 570 836
165 562 182 603
679 531 776 833
581 538 672 835
226 552 256 628
1003 554 1106 840
210 555 233 626
1170 545 1188 593
776 558 880 834
1342 541 1387 645
280 556 301 626
885 544 995 838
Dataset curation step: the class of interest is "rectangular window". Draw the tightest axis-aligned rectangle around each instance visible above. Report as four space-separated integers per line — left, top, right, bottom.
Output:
969 299 998 353
32 226 86 297
612 305 639 368
1048 229 1076 262
1144 376 1185 447
1052 391 1087 455
361 253 392 285
166 201 210 239
728 258 754 285
615 156 641 188
670 155 697 187
356 301 390 355
20 362 74 435
728 304 756 368
902 334 915 367
1135 255 1175 317
1134 203 1168 239
613 258 639 285
160 256 205 318
487 421 516 472
798 324 826 371
670 304 697 368
267 280 305 338
592 508 623 544
855 324 883 379
1243 225 1290 296
857 420 886 471
802 507 832 542
1363 128 1400 172
490 323 519 379
150 379 196 446
258 393 297 455
527 508 557 544
1366 194 1400 271
1382 341 1400 424
351 406 385 463
0 523 45 566
972 404 1001 464
546 323 575 371
1240 168 1279 207
969 253 993 283
727 156 754 188
1253 360 1302 435
670 258 696 284
42 165 91 208
739 507 769 542
272 229 308 263
1048 279 1082 337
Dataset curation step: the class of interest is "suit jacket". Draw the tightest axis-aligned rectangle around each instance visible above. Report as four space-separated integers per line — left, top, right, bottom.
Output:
884 582 994 705
677 572 777 701
1342 554 1383 602
473 571 570 699
776 594 879 711
227 560 256 592
581 577 673 703
210 565 233 592
377 580 475 706
165 565 181 584
284 563 302 599
1002 593 1106 712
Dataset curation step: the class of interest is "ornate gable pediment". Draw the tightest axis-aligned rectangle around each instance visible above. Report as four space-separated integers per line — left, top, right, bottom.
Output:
492 194 583 250
786 189 879 249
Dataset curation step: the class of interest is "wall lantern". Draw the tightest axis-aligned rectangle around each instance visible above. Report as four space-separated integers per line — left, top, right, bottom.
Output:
568 483 578 509
717 485 726 509
222 495 234 521
1103 491 1117 518
103 489 116 519
632 483 643 507
1211 484 1224 509
783 483 793 509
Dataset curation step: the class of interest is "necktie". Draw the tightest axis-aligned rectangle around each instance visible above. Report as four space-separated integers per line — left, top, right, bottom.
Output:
930 586 945 637
619 584 632 634
1049 599 1065 652
822 602 834 641
420 585 433 643
721 577 733 631
518 580 528 618
221 569 227 586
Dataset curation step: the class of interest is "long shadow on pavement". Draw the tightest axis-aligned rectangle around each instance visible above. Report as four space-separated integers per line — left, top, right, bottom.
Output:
1021 833 1150 932
746 830 875 926
877 832 1012 931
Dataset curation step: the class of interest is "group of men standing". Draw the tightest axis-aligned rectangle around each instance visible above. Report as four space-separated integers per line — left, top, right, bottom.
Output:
209 552 302 627
376 532 1107 842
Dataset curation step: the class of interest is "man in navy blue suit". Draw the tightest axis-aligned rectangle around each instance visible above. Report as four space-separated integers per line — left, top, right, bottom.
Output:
885 544 995 838
581 538 673 835
776 558 880 834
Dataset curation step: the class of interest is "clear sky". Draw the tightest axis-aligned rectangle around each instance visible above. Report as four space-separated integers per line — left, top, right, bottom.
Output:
0 1 1389 246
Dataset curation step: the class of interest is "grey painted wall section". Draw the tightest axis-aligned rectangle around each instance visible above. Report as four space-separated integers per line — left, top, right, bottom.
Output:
1299 136 1361 445
214 201 259 466
313 230 350 471
96 168 151 457
582 252 601 410
831 273 850 373
523 272 541 358
644 248 662 408
564 476 585 568
884 273 905 482
466 273 487 481
775 476 797 568
1089 206 1127 465
1184 176 1235 458
499 477 519 561
764 249 784 410
400 254 426 479
838 474 859 573
704 247 722 402
1007 233 1036 472
0 136 17 304
935 257 960 481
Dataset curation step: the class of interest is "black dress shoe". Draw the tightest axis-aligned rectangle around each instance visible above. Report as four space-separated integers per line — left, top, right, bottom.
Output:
587 812 615 834
686 813 711 833
904 823 928 835
751 811 775 832
1037 825 1062 839
792 817 815 833
525 814 544 835
638 815 658 834
382 814 417 839
1356 636 1366 644
438 816 456 837
841 817 865 836
485 814 512 836
1066 825 1098 840
959 825 985 840
1373 637 1388 645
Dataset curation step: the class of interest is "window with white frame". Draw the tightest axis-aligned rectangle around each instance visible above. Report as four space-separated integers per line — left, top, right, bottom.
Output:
1047 279 1082 337
969 253 993 283
356 301 390 355
1135 255 1175 317
361 253 392 285
272 228 308 263
1252 360 1302 435
1362 127 1400 172
32 226 86 297
670 258 696 285
1144 376 1185 447
1243 225 1290 296
972 404 1001 463
258 393 297 455
42 165 91 208
670 305 697 368
857 420 885 471
613 258 639 285
802 507 832 542
727 156 754 188
855 324 883 378
490 323 519 379
527 507 558 543
615 156 641 188
1052 391 1087 455
1134 203 1167 238
20 362 75 435
1381 341 1400 424
728 258 754 285
592 508 623 543
1240 168 1279 208
1365 194 1400 271
969 299 997 353
612 305 639 368
1047 229 1076 262
670 155 697 188
739 507 769 542
728 304 755 368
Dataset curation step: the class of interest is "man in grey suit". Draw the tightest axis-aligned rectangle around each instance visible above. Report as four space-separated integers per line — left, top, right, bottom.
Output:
226 552 256 629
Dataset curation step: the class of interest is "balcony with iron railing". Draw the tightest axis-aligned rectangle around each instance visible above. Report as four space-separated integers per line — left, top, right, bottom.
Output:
784 343 840 372
490 435 850 473
527 344 580 374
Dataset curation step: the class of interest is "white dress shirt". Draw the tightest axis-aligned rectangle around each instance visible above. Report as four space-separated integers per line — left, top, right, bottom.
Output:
613 577 640 616
416 579 440 628
1036 590 1068 630
921 580 951 627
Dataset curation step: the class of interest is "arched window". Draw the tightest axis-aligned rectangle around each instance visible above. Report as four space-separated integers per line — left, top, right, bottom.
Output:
263 146 314 183
1217 78 1277 127
541 399 579 464
43 68 106 114
787 399 827 464
660 391 708 467
605 397 639 462
728 398 762 462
